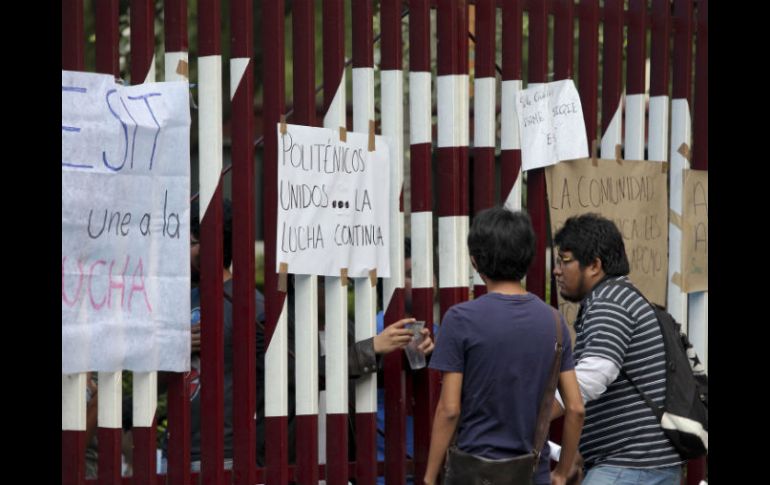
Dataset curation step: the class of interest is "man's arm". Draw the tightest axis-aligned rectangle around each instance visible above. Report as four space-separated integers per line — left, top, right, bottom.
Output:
423 371 462 485
551 355 620 419
551 370 585 485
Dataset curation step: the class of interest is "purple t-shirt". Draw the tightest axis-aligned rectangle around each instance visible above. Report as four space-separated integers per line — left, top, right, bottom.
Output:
429 292 574 485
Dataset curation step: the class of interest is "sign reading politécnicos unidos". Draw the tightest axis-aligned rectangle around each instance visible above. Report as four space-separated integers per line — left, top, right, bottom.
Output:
276 123 391 278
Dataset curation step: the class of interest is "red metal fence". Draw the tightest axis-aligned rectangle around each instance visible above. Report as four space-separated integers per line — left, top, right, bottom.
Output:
62 1 708 484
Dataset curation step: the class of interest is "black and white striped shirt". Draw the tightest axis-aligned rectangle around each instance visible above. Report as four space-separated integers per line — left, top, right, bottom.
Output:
574 276 683 469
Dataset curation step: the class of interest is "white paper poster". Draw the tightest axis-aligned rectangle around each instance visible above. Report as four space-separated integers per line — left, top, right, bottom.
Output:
62 70 191 373
516 79 589 171
276 123 391 278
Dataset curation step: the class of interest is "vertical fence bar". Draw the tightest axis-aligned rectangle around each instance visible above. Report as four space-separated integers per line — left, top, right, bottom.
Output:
471 0 495 300
352 1 377 484
525 0 547 300
381 1 407 483
128 3 159 483
63 374 87 485
624 0 646 161
97 371 123 485
162 2 191 484
198 0 226 483
62 2 85 483
668 0 693 325
500 0 523 213
599 0 623 159
262 0 290 483
95 0 120 76
409 2 437 482
436 0 470 312
687 1 708 483
230 0 257 483
322 1 349 483
291 1 321 484
549 0 576 444
578 0 600 148
62 0 84 70
649 0 670 166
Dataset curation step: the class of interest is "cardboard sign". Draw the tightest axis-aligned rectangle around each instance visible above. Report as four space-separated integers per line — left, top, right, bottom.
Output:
681 170 708 292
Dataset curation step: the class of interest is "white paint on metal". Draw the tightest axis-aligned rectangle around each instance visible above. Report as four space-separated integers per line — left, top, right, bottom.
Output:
295 275 319 415
409 71 432 145
325 276 349 414
439 216 470 288
501 80 523 150
355 279 377 413
62 373 87 430
353 67 375 133
688 292 708 372
667 98 692 325
624 94 645 160
383 214 405 311
474 77 496 148
411 212 434 289
266 300 289 416
165 52 189 82
144 54 156 84
504 174 523 212
230 57 250 101
601 96 623 159
198 55 223 220
648 96 669 162
133 371 157 427
98 371 123 428
437 75 470 148
324 71 347 130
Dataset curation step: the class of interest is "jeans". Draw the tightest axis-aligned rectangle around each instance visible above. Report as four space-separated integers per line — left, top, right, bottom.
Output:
583 464 682 485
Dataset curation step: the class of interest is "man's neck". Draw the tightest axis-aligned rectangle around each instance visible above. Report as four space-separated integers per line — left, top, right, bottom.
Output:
223 268 232 282
485 279 527 295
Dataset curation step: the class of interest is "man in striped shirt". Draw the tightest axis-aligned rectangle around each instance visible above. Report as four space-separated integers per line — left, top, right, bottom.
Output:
551 214 684 485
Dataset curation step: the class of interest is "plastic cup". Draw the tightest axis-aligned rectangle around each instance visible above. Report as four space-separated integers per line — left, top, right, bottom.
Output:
404 320 426 370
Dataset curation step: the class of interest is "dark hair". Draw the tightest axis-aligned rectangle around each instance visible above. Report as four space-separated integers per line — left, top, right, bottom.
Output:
190 198 233 269
553 213 629 276
467 207 535 282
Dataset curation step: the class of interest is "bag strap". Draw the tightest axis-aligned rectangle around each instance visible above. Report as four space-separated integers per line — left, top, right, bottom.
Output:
531 308 564 465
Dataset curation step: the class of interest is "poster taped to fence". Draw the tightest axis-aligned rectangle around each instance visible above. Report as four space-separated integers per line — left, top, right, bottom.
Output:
681 170 708 292
516 79 589 171
276 123 391 278
62 70 191 373
546 158 668 325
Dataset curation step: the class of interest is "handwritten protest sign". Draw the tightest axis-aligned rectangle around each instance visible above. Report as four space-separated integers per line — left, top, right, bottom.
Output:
277 123 391 277
62 70 191 373
681 170 708 292
516 80 588 171
546 158 668 325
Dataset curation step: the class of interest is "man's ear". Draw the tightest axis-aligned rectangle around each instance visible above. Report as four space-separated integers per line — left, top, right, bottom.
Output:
586 257 603 277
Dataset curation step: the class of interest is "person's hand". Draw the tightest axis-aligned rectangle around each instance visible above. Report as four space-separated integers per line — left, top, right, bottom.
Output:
551 470 567 485
373 318 415 354
191 323 201 354
418 327 435 355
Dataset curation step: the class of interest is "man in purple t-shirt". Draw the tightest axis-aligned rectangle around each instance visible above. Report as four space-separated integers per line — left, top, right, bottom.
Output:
424 207 585 485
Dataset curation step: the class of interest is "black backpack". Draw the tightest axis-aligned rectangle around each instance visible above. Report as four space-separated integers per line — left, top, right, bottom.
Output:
618 283 708 460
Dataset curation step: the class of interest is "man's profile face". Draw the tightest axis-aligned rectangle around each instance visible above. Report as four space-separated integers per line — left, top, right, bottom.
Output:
553 249 589 302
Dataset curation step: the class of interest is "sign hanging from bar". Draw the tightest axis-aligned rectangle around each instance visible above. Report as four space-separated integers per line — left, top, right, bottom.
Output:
62 70 191 373
516 79 589 171
276 123 391 278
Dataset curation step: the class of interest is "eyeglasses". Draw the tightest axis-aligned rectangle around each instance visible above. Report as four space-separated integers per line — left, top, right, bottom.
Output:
190 238 200 247
554 254 577 269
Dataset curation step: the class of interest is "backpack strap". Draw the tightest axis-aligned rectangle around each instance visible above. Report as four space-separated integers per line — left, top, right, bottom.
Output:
607 280 666 422
531 309 564 465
